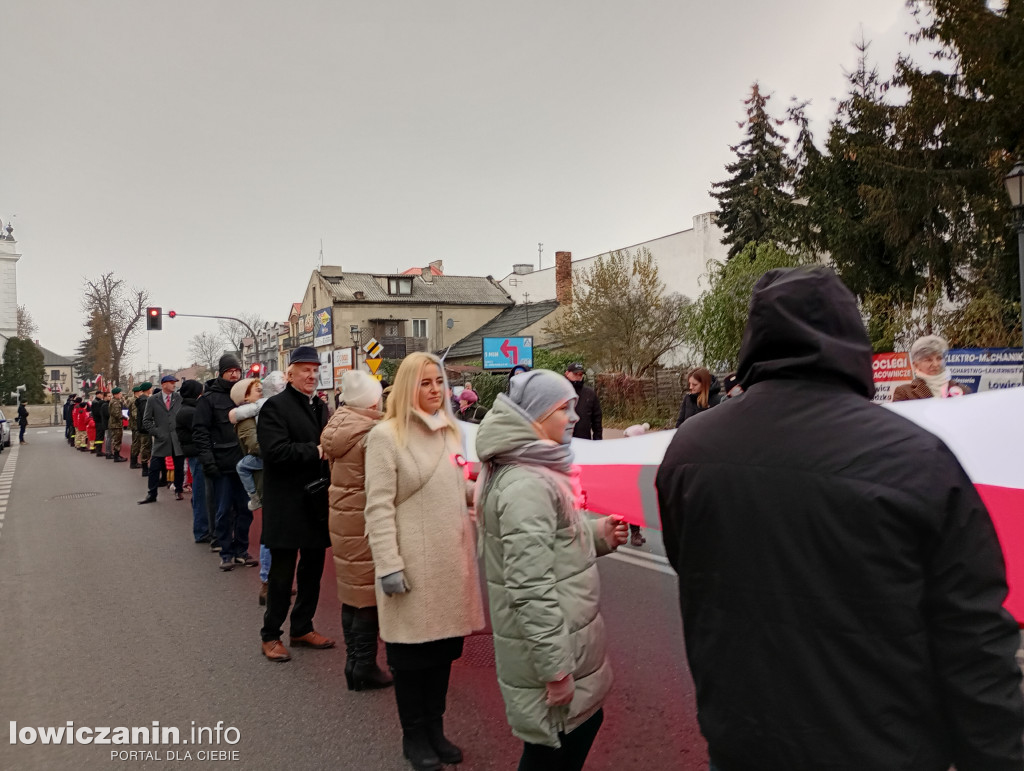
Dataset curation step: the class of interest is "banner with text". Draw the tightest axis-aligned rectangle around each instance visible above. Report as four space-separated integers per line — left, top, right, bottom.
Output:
317 350 334 390
333 348 353 382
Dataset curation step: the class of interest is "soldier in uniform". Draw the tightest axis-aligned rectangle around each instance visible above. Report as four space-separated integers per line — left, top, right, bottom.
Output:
109 387 127 462
134 382 153 477
128 384 142 468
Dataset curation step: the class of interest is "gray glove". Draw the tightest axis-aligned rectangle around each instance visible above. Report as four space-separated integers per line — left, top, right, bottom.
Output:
380 571 409 596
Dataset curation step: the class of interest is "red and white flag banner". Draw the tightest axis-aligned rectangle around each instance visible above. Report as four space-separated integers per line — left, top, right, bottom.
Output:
462 389 1024 623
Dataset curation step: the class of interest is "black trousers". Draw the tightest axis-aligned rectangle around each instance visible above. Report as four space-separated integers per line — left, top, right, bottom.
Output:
517 709 604 771
147 454 184 496
261 547 325 642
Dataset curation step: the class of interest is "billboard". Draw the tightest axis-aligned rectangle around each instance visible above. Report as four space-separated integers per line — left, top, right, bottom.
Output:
946 348 1022 392
313 307 333 347
871 352 912 403
317 350 334 390
482 336 533 371
333 348 353 382
873 347 1022 401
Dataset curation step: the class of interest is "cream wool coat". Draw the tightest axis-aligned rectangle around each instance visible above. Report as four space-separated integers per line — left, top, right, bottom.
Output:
363 411 485 644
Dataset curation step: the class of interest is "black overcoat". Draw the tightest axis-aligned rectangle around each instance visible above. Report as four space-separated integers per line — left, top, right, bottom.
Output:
258 383 330 549
656 267 1023 770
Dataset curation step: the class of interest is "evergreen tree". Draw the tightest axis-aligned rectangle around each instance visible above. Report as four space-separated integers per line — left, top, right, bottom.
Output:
711 83 795 259
0 338 46 404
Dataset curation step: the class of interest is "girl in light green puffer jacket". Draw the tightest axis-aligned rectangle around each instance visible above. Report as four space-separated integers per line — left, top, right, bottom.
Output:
475 369 628 769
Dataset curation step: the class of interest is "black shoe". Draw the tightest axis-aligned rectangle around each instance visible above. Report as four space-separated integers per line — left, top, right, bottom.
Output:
426 722 463 765
402 729 442 771
195 535 211 544
138 495 157 505
114 456 127 463
129 460 140 469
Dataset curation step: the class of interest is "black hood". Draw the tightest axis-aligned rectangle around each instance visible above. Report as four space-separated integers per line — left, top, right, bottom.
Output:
179 379 203 400
737 267 874 399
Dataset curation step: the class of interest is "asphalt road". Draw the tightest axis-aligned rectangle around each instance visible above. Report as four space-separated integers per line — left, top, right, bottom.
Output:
0 428 705 771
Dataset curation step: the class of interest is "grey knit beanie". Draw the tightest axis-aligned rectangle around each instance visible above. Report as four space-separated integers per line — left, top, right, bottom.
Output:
508 369 577 423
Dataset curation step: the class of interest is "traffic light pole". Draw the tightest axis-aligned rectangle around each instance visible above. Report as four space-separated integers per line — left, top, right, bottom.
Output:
161 312 261 375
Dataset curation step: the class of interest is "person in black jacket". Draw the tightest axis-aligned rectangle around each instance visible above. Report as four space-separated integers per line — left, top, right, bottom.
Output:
63 395 75 445
656 267 1024 770
192 354 255 571
16 399 29 444
175 379 209 544
564 362 602 440
257 346 334 662
674 367 721 428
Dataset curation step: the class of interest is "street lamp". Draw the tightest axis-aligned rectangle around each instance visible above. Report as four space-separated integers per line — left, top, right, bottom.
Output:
350 325 361 373
1004 161 1024 382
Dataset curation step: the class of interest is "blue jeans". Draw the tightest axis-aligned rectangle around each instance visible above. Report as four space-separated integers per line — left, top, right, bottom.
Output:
260 545 272 583
187 458 209 542
235 454 263 497
211 472 252 559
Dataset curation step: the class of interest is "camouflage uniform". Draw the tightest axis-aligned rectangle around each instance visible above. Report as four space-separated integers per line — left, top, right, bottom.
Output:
127 392 140 464
108 392 124 459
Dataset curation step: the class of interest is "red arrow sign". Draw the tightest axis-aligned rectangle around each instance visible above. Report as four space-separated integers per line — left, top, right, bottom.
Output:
500 338 519 365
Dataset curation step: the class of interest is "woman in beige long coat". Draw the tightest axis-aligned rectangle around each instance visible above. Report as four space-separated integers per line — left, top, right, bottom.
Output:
321 370 393 692
364 351 485 771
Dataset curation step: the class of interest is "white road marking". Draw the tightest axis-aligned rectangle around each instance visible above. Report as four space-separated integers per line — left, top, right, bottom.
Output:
606 550 677 576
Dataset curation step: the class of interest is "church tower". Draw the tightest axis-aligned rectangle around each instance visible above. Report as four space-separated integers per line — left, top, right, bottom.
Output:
0 219 21 361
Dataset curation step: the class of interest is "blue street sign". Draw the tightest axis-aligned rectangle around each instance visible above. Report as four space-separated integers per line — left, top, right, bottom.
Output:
482 336 534 370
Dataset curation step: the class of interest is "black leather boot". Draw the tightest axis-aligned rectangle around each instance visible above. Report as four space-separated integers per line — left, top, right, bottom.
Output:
129 459 140 469
349 607 393 691
341 605 356 689
393 669 442 771
423 662 462 764
141 461 149 477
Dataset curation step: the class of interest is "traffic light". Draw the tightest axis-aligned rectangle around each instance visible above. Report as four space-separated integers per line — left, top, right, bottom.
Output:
248 363 262 378
146 307 162 331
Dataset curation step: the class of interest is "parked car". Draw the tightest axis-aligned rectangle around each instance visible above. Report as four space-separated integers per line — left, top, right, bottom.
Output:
0 407 10 450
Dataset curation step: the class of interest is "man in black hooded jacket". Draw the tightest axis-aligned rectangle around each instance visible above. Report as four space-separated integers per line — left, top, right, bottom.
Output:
656 267 1023 770
192 354 255 570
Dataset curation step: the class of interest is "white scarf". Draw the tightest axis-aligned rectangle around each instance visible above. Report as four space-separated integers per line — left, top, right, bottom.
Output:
916 368 951 398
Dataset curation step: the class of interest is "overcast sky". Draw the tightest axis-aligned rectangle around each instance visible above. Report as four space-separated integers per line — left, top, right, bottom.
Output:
2 0 923 373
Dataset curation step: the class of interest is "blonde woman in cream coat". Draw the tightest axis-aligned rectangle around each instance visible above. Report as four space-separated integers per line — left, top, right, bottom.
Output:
364 351 484 771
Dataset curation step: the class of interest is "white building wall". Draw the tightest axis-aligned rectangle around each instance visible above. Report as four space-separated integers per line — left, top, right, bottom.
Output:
498 212 728 367
0 233 21 361
499 212 726 306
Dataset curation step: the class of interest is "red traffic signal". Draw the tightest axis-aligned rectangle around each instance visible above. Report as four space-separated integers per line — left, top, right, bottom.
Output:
146 307 162 331
248 363 263 377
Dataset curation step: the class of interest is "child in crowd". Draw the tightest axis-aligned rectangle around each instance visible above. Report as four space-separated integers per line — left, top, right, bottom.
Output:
230 378 265 511
229 371 287 606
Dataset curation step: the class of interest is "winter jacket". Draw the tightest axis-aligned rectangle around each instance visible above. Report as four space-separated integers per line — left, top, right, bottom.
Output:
16 403 28 427
655 267 1024 770
143 391 183 457
570 382 602 440
192 378 243 474
476 397 616 748
322 405 382 608
257 383 330 550
892 376 973 401
236 418 259 457
175 397 201 458
363 412 485 644
455 403 488 425
674 379 722 427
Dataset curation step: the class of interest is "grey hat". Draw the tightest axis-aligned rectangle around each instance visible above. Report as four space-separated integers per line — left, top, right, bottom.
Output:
218 353 242 375
509 369 577 423
289 346 320 365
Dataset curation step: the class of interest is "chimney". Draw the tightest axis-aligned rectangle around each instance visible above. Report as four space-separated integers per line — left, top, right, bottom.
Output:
555 251 572 305
512 263 534 275
429 259 444 275
421 267 434 284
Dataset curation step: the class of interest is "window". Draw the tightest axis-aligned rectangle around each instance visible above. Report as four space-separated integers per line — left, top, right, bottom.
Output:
51 370 61 381
412 319 427 338
387 277 413 295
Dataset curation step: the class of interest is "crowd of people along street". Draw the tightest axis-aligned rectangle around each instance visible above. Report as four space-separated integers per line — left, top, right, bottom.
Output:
51 267 1024 770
